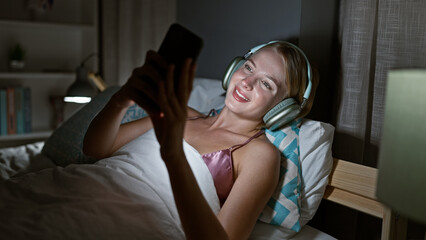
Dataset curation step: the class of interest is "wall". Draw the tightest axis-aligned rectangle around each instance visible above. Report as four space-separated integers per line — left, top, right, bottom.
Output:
299 0 340 123
177 0 301 79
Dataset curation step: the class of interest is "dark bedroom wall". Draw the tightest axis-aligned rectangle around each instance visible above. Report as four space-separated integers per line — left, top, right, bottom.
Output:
300 0 340 124
177 0 301 79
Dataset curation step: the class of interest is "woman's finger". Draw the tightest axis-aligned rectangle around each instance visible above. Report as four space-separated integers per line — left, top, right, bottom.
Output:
163 64 183 118
157 80 173 119
165 64 176 102
130 64 165 88
127 90 160 114
144 50 168 72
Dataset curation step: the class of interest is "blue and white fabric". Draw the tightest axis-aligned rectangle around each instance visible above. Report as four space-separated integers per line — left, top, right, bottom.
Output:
259 119 302 232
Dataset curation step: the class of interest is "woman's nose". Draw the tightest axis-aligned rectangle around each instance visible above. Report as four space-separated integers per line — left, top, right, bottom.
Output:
241 77 255 90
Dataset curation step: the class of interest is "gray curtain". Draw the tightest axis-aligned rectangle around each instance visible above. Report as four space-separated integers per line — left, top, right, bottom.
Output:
101 0 176 85
333 0 426 167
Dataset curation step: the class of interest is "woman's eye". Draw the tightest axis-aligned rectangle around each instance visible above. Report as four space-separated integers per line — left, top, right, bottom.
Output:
244 64 252 72
262 81 272 90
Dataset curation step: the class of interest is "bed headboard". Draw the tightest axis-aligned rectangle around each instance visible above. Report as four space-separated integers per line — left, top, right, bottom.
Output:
323 158 408 240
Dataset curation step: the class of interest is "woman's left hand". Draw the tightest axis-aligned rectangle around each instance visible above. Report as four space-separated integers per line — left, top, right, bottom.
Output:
151 58 196 161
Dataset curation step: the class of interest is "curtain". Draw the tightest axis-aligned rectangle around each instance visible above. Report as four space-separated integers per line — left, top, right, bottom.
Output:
319 0 426 239
333 0 426 167
101 0 176 85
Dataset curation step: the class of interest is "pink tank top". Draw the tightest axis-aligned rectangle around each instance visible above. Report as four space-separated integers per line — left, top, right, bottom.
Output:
189 110 265 205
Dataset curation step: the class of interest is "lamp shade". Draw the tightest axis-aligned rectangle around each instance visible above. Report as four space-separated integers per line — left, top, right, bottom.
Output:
376 69 426 223
64 66 97 103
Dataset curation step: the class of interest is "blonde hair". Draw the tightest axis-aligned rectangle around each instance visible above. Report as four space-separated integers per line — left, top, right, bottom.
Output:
266 42 318 119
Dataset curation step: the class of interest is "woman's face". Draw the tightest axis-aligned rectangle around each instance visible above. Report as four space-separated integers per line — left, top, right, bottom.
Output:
225 47 288 122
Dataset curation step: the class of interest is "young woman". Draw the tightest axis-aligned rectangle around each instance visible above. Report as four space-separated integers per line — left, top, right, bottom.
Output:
83 41 317 240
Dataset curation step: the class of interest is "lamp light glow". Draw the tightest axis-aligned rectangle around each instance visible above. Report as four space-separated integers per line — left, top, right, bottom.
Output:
63 96 91 103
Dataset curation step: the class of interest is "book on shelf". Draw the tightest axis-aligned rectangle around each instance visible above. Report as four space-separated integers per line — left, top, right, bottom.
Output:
0 89 7 136
15 87 24 134
0 86 32 136
23 87 32 133
6 87 16 135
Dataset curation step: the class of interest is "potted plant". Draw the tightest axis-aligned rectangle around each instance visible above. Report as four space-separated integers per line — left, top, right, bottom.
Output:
9 44 26 71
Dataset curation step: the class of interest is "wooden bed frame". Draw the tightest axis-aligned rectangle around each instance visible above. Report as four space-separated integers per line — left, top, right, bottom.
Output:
324 158 408 240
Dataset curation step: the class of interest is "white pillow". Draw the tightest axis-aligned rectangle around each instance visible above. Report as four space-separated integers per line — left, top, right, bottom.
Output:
188 77 225 113
299 119 334 226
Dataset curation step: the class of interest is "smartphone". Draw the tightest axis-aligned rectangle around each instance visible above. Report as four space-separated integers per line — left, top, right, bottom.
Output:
158 23 203 87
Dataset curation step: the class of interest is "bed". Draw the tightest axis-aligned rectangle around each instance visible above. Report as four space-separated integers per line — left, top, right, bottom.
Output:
0 78 389 239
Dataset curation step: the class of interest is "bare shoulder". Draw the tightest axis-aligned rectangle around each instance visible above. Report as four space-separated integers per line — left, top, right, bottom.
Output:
237 136 280 172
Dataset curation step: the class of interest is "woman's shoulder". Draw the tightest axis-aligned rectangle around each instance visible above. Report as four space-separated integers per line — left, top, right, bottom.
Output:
236 135 280 170
233 134 280 190
250 136 280 160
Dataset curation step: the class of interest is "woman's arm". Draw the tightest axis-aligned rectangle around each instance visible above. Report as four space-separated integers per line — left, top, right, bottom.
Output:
218 142 280 239
82 94 153 159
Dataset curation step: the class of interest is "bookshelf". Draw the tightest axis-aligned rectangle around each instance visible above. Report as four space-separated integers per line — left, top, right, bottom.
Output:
0 0 98 146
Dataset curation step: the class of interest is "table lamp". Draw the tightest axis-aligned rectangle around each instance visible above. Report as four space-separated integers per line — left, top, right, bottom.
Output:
64 53 106 104
63 65 97 103
376 69 426 224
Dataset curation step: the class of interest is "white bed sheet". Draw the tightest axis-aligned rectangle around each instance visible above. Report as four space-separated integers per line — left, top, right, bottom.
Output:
0 129 219 240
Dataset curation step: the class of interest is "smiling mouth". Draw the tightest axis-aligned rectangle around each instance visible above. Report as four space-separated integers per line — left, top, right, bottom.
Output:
235 88 249 102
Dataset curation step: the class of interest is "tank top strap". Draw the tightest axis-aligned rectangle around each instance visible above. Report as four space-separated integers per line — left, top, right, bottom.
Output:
187 109 217 120
230 129 265 152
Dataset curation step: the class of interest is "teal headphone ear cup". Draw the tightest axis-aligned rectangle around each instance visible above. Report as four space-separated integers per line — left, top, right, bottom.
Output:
263 98 301 130
222 56 245 90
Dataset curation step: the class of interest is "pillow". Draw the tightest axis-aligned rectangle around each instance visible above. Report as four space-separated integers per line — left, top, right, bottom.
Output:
250 119 334 239
121 104 146 124
259 119 302 232
187 77 225 113
298 119 334 226
42 86 120 166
